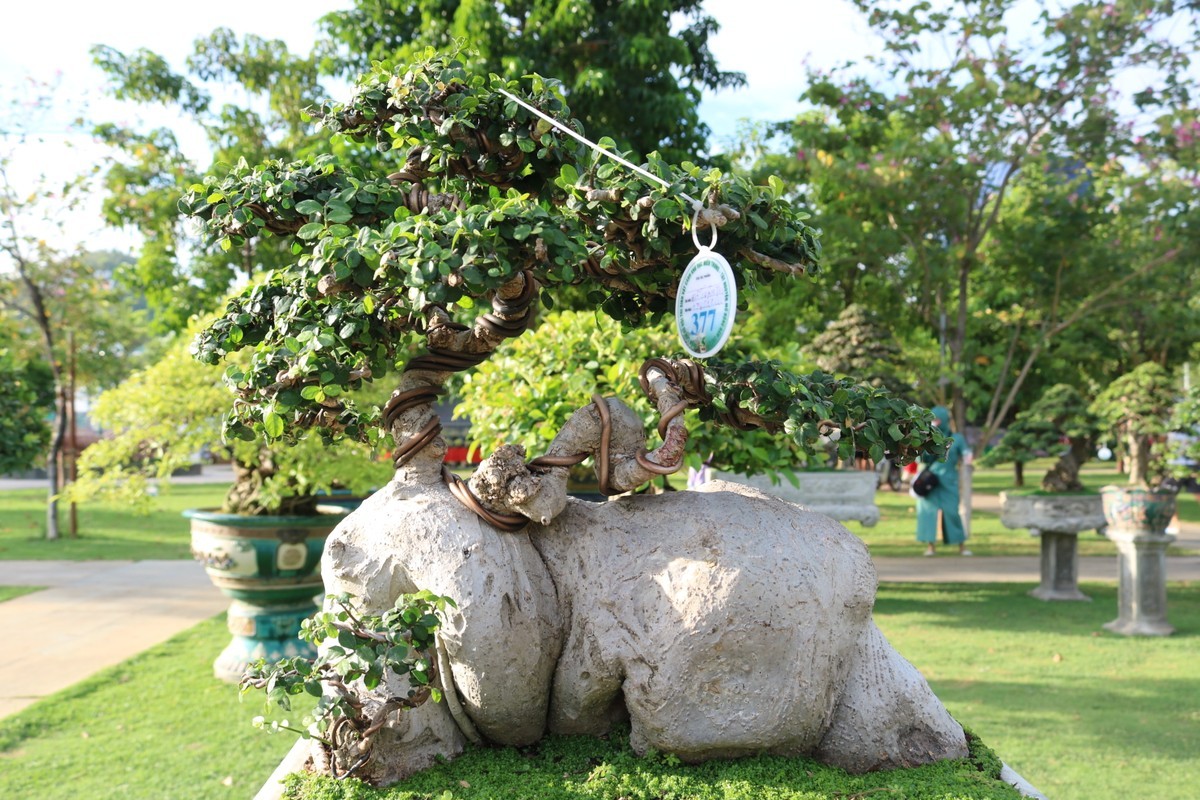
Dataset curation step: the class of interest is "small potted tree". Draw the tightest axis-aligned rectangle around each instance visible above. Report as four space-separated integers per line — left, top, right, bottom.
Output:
1089 361 1183 635
985 383 1104 600
66 325 391 680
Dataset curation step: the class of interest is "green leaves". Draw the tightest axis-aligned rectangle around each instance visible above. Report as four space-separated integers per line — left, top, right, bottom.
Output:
240 590 456 745
183 51 821 453
262 412 285 439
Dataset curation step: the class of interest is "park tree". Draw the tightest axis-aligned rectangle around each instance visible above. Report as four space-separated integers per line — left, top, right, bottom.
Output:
806 303 912 398
91 32 329 330
0 350 53 476
317 0 744 163
0 144 150 538
184 49 967 785
761 0 1199 441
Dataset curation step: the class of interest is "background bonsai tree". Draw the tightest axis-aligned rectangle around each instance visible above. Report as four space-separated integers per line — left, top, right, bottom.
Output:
982 383 1099 492
65 321 391 516
807 303 913 398
182 48 945 529
1165 384 1200 491
1090 362 1178 490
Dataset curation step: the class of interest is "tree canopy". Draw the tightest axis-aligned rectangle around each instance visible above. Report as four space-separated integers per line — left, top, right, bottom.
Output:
184 50 944 491
317 0 744 163
92 1 744 331
743 0 1199 444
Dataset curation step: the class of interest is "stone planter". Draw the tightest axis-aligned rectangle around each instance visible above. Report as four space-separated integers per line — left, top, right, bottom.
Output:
1100 486 1177 636
186 506 349 682
999 492 1106 602
717 469 879 526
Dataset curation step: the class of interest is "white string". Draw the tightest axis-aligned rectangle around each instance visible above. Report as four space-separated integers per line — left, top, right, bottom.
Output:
496 87 703 212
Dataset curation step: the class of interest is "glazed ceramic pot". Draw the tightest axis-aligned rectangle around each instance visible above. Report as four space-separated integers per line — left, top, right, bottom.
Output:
1099 486 1178 636
186 506 349 682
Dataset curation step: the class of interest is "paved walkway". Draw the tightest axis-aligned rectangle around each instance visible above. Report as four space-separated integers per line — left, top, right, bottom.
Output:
0 560 226 719
2 470 1198 722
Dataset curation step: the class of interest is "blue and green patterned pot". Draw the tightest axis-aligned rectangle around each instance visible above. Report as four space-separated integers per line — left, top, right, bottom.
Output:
1099 486 1177 535
186 507 350 683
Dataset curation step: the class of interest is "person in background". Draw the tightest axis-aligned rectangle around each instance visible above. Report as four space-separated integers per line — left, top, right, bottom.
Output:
916 405 973 556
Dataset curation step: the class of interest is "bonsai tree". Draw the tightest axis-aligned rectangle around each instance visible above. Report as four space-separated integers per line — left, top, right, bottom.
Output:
1090 362 1178 490
982 383 1099 492
177 51 970 783
807 303 912 399
65 321 391 516
182 49 945 516
1165 383 1200 490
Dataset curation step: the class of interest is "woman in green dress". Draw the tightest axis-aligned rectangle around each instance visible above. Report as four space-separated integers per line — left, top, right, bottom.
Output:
916 405 973 556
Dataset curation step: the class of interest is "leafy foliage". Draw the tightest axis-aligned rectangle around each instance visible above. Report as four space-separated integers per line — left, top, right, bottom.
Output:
456 311 814 480
94 2 741 330
806 303 911 398
63 322 391 515
698 359 940 466
1090 363 1179 488
317 0 745 163
242 590 455 774
0 352 52 474
185 51 880 465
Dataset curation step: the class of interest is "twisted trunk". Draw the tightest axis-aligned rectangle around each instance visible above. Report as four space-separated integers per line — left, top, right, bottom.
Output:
1041 438 1093 493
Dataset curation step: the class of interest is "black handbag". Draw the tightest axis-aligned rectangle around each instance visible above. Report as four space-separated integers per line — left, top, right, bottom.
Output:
911 469 940 497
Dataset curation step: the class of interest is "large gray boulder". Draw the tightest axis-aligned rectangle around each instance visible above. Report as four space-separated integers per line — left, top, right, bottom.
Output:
317 475 966 785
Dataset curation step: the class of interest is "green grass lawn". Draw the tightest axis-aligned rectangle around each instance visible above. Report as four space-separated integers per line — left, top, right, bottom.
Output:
874 581 1200 800
0 614 301 800
0 585 41 603
0 484 228 560
4 583 1197 800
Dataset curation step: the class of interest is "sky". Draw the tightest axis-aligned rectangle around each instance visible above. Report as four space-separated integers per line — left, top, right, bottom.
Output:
0 1 877 252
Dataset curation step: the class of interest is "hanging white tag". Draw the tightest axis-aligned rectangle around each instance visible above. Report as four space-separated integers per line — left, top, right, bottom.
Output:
675 247 737 358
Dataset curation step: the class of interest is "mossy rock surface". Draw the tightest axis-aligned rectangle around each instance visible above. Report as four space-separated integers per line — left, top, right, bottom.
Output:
281 726 1023 800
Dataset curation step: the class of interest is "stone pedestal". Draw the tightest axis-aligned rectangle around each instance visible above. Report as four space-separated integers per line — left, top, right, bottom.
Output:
1031 530 1090 601
1103 529 1175 636
718 469 880 526
1100 486 1177 637
999 492 1105 602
